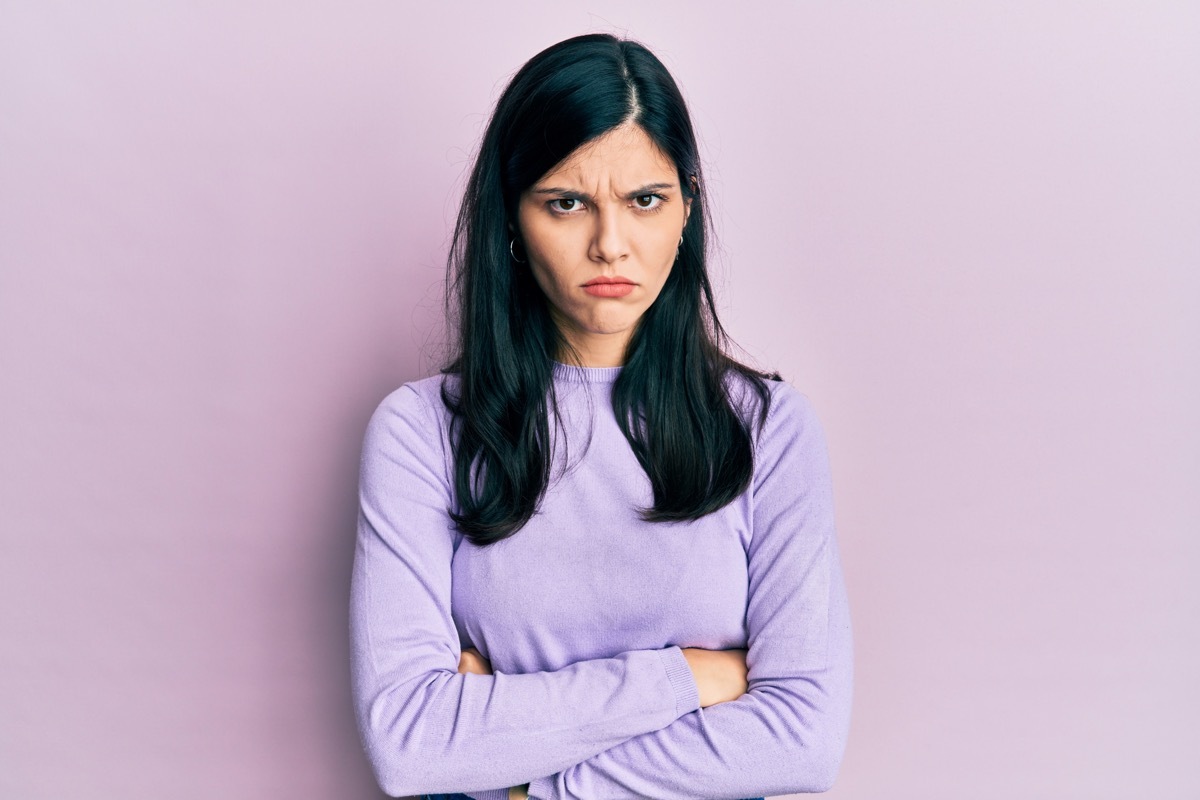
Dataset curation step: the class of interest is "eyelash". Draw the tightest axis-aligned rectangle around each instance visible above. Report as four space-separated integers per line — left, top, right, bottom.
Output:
547 194 667 216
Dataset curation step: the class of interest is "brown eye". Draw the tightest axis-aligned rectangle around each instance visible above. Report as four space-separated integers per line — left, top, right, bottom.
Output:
634 194 662 210
552 199 578 212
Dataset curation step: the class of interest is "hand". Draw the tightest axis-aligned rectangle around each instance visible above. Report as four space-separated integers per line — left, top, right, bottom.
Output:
507 784 530 800
458 646 493 675
680 647 749 708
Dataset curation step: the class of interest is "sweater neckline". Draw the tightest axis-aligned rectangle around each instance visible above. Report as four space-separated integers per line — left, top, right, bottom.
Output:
552 361 623 384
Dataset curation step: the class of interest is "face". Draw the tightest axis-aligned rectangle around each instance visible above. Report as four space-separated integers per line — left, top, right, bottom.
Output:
516 123 691 367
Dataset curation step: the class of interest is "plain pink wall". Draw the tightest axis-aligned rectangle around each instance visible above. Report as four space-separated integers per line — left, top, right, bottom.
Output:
2 3 1197 798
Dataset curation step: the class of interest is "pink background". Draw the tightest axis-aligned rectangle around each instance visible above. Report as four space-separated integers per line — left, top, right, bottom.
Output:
2 3 1197 798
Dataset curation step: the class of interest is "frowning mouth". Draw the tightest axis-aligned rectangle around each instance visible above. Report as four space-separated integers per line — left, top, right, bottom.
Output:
582 276 636 287
582 276 636 298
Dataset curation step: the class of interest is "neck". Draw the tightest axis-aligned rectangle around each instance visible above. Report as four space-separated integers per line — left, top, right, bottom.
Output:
557 337 629 367
554 326 631 368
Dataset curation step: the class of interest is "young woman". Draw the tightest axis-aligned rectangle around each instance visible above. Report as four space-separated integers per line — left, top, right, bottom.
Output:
350 34 853 800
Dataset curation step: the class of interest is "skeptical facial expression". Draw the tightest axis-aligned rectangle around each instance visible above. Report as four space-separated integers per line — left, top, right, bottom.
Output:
516 123 691 367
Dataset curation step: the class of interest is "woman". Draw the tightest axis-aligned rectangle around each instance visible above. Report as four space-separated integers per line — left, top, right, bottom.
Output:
350 33 853 800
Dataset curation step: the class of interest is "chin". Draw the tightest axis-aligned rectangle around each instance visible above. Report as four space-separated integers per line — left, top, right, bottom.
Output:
588 317 640 335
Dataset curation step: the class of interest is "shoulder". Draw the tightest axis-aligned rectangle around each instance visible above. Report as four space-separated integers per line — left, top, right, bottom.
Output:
762 379 821 437
359 375 458 506
363 373 457 455
731 375 831 490
724 369 821 439
370 373 442 418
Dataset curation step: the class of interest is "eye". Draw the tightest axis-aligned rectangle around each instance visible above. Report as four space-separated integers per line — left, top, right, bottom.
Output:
550 198 583 213
633 194 664 211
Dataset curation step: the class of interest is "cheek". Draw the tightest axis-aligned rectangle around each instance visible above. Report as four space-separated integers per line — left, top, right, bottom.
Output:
521 219 562 264
645 213 685 254
527 262 558 298
646 229 680 271
527 256 578 313
525 233 586 290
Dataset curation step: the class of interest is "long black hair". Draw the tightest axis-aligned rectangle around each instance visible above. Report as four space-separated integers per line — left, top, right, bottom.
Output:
441 33 778 545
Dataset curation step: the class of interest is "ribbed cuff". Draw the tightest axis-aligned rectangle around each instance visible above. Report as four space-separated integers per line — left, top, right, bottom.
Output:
658 645 701 717
467 790 511 800
526 775 556 800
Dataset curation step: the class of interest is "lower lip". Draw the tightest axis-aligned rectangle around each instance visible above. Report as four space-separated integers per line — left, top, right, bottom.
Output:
583 283 635 298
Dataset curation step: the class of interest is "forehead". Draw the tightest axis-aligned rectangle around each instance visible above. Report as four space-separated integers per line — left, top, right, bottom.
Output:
538 124 679 186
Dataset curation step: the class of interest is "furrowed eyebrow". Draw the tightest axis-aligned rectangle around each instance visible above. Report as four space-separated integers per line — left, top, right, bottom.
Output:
530 182 678 202
531 187 590 200
622 183 676 198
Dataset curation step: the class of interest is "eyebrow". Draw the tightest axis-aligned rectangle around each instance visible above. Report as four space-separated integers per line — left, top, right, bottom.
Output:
530 182 677 201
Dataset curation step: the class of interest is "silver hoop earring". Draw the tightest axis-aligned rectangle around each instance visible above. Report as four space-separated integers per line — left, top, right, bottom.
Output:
509 238 526 264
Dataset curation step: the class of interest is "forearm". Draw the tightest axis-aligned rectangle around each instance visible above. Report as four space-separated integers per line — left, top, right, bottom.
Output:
527 575 853 799
477 643 749 800
353 641 700 796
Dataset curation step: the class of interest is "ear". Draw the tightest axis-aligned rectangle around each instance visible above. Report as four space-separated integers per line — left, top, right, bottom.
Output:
682 174 697 227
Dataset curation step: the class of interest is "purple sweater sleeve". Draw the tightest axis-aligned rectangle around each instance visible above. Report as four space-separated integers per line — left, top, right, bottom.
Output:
349 385 702 799
526 386 854 800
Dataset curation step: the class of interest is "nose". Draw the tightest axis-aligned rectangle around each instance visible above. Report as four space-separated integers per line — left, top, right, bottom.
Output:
588 205 629 265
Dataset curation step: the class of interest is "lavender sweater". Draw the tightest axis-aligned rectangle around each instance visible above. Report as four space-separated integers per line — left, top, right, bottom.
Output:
350 363 853 799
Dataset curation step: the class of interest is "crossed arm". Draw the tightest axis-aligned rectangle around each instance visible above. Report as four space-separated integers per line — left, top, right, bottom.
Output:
456 647 752 800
